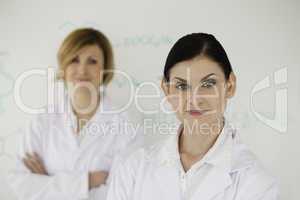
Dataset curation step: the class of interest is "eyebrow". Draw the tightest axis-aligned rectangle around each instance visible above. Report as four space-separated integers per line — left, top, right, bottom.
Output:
173 73 217 82
88 55 100 58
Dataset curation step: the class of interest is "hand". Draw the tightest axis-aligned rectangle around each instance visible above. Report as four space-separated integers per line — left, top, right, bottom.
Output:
23 152 49 175
88 171 108 190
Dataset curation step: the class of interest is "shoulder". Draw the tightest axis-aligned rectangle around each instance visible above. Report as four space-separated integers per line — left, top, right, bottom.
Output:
117 138 168 172
101 95 142 140
24 110 68 140
26 113 55 131
231 136 278 198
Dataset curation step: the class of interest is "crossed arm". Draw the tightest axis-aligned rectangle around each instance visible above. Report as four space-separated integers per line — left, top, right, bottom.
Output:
22 152 108 190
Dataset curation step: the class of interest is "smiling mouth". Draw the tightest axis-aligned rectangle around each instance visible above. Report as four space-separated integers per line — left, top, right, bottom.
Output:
75 79 90 82
186 110 208 116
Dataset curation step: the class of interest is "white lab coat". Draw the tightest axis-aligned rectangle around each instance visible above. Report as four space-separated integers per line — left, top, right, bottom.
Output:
107 120 279 200
8 95 136 200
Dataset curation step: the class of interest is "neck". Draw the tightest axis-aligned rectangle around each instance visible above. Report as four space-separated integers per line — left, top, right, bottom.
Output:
71 92 100 124
179 118 224 157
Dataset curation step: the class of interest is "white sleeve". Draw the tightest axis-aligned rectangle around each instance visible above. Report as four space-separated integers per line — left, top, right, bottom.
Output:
90 114 141 200
251 182 279 200
7 115 89 200
106 159 135 200
88 185 108 200
236 163 279 200
90 113 143 200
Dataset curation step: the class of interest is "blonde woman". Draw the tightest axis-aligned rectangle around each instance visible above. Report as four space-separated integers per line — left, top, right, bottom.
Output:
9 28 135 200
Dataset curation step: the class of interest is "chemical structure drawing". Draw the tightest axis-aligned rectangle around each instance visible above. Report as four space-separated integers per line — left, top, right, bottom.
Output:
0 129 23 160
0 52 14 114
58 21 175 48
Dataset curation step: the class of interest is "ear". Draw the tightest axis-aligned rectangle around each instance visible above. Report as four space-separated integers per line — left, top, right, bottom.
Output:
161 78 170 96
225 72 236 98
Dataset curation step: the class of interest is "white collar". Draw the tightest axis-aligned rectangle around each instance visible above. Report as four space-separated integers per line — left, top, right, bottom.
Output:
157 119 237 174
63 92 116 137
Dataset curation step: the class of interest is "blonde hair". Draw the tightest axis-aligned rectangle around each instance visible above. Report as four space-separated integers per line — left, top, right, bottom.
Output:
57 28 114 85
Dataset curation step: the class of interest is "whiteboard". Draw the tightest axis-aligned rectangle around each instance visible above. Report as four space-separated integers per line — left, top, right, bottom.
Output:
0 0 299 199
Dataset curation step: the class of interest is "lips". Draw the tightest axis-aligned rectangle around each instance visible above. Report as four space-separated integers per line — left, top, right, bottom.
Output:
74 78 90 83
186 110 208 116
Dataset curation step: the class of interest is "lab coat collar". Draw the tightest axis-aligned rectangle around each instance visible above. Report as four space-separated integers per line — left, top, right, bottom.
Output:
63 92 115 148
153 120 236 199
155 118 258 172
65 92 107 131
203 121 236 172
150 119 258 199
157 119 235 172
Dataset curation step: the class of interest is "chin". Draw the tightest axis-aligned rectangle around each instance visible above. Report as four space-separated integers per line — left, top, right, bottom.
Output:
183 113 220 124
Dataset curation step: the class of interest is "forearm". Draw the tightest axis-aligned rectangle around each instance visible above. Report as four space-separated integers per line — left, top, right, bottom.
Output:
8 168 89 200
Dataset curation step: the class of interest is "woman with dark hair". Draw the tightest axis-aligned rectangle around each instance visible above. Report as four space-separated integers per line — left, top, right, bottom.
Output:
107 33 278 200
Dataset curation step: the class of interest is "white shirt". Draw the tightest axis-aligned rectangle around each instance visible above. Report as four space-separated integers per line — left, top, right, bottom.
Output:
8 95 136 200
107 120 279 200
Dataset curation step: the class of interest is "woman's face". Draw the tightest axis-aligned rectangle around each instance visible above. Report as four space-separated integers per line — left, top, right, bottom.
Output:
162 56 236 126
64 44 104 91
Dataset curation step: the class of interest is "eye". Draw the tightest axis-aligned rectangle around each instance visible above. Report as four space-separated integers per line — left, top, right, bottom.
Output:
70 56 79 64
201 79 217 88
175 82 189 90
87 58 98 65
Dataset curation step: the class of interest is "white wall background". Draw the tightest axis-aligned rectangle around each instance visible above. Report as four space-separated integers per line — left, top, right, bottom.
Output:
0 0 299 199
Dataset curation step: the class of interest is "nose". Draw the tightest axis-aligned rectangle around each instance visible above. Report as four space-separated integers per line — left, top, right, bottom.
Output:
186 88 204 110
77 62 87 75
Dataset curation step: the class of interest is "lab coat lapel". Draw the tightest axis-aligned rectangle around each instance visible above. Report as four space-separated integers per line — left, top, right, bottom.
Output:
190 124 235 200
153 159 182 199
67 94 113 151
190 166 232 200
78 112 112 151
62 105 80 149
153 154 182 200
153 134 182 199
